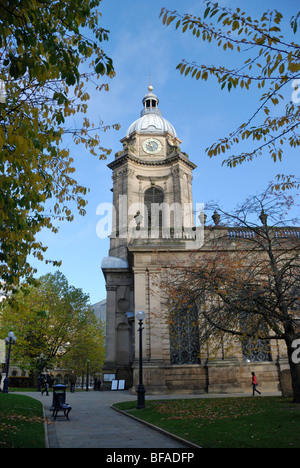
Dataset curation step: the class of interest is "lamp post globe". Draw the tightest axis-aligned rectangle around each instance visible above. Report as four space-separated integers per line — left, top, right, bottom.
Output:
136 310 146 321
37 353 45 392
3 332 16 394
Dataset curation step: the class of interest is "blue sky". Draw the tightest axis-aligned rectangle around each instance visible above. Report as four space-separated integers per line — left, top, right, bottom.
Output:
31 0 299 304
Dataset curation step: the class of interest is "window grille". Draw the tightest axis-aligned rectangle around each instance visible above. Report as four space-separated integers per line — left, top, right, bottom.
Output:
170 307 200 365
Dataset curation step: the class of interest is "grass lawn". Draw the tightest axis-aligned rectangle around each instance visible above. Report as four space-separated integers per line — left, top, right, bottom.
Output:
0 394 45 448
113 397 300 448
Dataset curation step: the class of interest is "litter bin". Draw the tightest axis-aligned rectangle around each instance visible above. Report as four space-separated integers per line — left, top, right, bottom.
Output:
50 384 67 411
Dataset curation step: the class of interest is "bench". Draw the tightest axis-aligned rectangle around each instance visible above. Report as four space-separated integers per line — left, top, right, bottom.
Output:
52 391 72 420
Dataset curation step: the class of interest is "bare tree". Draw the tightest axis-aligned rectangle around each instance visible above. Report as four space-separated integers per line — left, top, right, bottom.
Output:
161 185 300 401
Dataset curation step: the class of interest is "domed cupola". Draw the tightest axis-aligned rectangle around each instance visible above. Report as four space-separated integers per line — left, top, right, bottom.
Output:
125 85 177 138
141 84 160 115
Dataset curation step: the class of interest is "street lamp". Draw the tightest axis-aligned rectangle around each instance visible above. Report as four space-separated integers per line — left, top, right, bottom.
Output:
136 310 146 409
37 353 45 392
3 331 17 393
86 359 90 391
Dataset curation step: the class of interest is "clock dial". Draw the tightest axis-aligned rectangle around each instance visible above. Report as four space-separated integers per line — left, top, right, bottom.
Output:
143 138 162 154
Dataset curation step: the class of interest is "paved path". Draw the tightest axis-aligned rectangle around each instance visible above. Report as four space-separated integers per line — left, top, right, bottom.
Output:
17 390 281 449
19 390 192 448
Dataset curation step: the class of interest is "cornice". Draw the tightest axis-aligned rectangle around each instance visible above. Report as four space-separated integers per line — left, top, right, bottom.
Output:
107 151 197 171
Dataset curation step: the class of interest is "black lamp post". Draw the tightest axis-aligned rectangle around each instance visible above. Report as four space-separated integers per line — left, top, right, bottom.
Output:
3 331 17 394
136 310 146 409
86 359 90 391
37 353 45 392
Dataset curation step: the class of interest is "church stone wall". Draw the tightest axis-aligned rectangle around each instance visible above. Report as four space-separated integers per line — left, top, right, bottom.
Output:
165 365 208 393
128 249 286 395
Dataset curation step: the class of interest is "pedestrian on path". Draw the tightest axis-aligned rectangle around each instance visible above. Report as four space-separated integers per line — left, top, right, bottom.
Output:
42 372 52 396
69 371 77 393
251 372 261 396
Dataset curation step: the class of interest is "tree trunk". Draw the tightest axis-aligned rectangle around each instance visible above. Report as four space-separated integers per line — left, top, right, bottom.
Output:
285 335 300 403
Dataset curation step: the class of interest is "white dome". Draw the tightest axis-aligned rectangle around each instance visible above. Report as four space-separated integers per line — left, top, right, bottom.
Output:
126 112 177 138
125 85 177 138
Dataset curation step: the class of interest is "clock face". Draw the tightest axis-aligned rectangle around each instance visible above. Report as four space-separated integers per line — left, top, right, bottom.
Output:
142 138 162 154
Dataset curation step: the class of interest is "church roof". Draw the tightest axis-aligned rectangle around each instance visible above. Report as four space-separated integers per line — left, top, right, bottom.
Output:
125 85 177 138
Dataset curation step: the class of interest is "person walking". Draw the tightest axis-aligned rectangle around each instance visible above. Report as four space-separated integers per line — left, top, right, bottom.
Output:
69 370 77 393
251 372 261 396
42 372 52 396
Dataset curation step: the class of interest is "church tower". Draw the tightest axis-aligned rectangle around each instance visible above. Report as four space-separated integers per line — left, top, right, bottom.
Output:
101 85 198 391
107 84 197 260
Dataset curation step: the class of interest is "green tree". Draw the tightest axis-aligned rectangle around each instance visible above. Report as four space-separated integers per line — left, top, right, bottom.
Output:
0 272 104 374
60 314 105 380
0 0 119 292
160 2 300 189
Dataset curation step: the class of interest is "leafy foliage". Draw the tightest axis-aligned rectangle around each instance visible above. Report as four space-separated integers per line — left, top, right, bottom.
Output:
160 2 300 188
0 0 119 291
0 271 105 373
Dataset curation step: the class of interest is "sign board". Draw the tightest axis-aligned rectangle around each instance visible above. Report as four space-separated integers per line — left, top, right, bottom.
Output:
110 379 126 390
111 379 118 390
118 380 125 390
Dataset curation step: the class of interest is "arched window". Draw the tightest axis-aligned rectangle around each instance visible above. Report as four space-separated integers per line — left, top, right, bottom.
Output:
144 187 164 236
242 336 272 362
169 306 200 365
240 314 272 362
